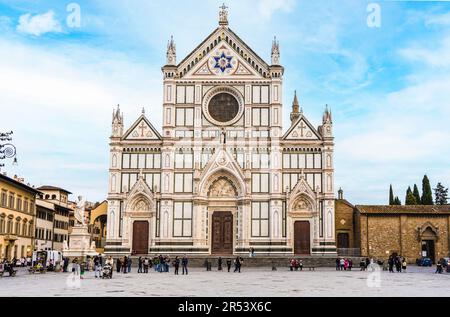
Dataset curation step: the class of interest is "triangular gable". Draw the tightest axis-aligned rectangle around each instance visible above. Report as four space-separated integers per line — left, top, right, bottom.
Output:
198 146 246 193
186 41 263 79
125 174 155 212
122 115 162 141
283 115 322 141
178 27 270 79
290 175 317 198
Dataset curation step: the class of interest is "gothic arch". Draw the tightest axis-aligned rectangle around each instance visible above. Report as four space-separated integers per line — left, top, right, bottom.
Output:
127 194 152 212
207 176 238 197
200 169 244 197
290 194 315 213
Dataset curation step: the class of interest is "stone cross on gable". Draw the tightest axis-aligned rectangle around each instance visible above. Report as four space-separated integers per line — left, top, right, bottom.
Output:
138 121 147 137
299 121 307 137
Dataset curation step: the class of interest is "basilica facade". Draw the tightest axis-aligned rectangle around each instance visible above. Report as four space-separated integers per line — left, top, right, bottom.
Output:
105 7 336 257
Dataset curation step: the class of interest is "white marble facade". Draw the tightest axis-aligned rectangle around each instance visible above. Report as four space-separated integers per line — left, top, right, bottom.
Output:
105 7 336 257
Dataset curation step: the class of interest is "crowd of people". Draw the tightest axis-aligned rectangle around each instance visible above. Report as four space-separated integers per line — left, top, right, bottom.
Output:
3 253 450 278
388 255 408 273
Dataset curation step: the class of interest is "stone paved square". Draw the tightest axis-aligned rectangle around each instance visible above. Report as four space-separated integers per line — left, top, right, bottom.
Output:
1 266 449 297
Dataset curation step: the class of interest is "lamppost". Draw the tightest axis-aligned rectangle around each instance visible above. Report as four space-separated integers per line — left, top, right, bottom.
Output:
0 131 18 167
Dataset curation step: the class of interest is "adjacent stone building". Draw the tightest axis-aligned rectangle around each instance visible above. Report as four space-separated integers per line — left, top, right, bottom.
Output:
355 205 450 263
334 189 450 263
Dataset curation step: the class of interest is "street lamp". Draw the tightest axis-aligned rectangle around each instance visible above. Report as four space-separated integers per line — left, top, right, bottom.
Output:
0 131 17 168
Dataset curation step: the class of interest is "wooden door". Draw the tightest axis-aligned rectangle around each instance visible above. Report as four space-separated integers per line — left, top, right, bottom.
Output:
294 221 310 255
337 233 350 248
211 212 233 254
132 221 149 255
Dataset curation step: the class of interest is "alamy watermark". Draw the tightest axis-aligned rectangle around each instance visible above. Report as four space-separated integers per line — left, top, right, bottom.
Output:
367 3 381 28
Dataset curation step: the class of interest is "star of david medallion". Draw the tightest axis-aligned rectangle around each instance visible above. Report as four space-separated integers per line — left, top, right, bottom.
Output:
213 52 233 73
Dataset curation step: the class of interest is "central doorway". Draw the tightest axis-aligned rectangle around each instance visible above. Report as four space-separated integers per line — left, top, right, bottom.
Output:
294 221 311 255
211 211 233 255
132 221 149 255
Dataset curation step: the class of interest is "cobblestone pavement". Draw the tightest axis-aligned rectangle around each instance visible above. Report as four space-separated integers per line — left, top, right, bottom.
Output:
0 266 448 297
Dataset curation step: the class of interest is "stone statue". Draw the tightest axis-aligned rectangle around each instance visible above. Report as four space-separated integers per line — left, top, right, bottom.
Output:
74 195 86 226
63 240 69 251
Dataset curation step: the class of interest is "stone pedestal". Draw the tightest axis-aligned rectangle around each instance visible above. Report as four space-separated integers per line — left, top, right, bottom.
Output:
63 225 97 259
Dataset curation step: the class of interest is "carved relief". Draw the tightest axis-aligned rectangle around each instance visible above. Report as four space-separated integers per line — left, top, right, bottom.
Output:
208 177 238 197
292 197 312 212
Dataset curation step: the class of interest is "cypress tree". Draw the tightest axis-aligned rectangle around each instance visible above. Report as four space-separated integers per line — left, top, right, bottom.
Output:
434 183 449 205
405 187 417 205
413 184 421 205
389 185 394 205
421 175 434 205
394 196 401 205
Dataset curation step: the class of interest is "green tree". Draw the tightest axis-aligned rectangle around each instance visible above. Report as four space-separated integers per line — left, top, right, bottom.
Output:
389 185 394 205
413 184 421 205
405 187 417 205
434 183 449 205
421 175 434 205
394 196 401 205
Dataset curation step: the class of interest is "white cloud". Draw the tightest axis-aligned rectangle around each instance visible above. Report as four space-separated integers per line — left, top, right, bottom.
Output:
0 38 162 201
399 37 450 68
258 0 295 19
425 12 450 26
16 10 62 36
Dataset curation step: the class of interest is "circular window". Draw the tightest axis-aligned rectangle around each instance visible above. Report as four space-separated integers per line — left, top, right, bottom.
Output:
208 93 239 123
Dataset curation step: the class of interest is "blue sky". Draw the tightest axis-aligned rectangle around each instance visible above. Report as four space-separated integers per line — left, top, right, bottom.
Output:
0 0 449 204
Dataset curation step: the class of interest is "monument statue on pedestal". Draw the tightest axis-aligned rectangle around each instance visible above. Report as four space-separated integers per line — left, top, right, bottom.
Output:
63 194 97 259
74 195 86 227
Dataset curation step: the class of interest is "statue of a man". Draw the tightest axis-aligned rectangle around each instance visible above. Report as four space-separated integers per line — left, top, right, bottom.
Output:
74 195 86 226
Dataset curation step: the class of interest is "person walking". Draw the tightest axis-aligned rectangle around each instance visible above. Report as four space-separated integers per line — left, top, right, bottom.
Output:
127 257 132 273
360 259 366 271
298 260 303 271
143 257 149 274
218 257 223 271
182 255 188 275
173 256 180 275
226 259 232 272
402 258 407 272
335 258 340 271
72 257 80 275
116 258 121 273
435 260 443 274
234 256 241 273
105 256 114 278
94 255 101 278
63 257 69 273
339 258 345 271
138 257 143 274
348 259 353 271
122 256 128 274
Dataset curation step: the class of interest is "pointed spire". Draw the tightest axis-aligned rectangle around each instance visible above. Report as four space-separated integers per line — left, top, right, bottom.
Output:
112 104 122 124
290 90 301 125
166 35 176 65
323 104 332 124
271 36 280 65
219 3 229 26
142 107 146 115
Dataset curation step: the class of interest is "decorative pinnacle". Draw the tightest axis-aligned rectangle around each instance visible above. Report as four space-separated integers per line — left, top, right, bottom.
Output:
219 3 229 26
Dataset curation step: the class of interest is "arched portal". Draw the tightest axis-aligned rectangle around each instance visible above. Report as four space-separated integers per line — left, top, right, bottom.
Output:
203 171 241 255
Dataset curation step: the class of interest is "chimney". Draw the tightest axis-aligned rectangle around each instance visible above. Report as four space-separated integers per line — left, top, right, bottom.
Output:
338 187 344 200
